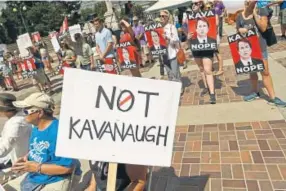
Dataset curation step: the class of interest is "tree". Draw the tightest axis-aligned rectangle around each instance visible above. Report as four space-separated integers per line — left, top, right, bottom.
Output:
1 1 82 43
132 4 144 19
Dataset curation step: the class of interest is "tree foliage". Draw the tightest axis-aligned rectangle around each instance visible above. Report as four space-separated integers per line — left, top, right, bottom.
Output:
1 1 82 43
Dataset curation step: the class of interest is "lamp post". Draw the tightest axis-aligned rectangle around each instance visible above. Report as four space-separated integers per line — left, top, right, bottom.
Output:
13 5 29 33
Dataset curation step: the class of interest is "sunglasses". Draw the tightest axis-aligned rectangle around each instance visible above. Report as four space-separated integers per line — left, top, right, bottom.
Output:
160 15 168 18
23 108 39 115
193 2 200 6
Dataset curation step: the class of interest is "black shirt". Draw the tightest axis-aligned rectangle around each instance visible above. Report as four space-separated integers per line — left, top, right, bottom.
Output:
89 161 131 191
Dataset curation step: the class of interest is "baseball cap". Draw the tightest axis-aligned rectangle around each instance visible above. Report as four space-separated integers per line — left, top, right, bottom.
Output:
0 93 17 112
13 92 54 109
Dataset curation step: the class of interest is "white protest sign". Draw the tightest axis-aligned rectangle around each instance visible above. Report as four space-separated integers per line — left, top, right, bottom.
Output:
18 33 33 48
56 69 181 167
69 24 82 42
16 38 29 57
51 36 60 52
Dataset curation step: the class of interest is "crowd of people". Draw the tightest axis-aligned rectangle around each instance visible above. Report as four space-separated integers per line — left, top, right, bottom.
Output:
0 0 286 191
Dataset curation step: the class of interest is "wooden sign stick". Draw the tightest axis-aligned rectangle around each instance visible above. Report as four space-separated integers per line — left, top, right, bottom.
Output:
107 163 118 191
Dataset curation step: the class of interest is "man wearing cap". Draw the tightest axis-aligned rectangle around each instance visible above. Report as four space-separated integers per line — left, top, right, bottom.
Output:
5 93 81 191
0 93 31 171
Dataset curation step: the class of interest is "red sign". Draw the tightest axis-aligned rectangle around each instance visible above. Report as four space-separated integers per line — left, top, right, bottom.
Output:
32 32 41 43
22 58 36 72
96 58 118 74
188 10 217 51
117 42 138 70
49 31 58 39
22 58 37 79
228 29 264 75
144 22 167 56
57 61 71 75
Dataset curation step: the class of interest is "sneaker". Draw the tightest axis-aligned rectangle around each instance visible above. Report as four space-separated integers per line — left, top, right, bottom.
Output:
243 92 260 102
210 94 216 104
268 97 286 107
200 88 209 97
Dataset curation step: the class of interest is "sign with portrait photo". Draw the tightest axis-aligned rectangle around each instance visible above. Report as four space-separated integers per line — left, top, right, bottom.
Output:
31 32 41 45
188 10 217 51
228 29 264 75
22 58 37 79
96 58 118 74
116 41 138 70
144 22 167 56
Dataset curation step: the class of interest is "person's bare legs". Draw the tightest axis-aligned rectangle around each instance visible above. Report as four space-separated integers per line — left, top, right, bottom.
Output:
215 50 224 75
202 58 215 94
195 58 207 88
250 73 259 93
261 59 275 99
281 24 286 37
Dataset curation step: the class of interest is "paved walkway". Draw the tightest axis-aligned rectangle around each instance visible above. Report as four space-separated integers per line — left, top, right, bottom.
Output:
146 24 286 190
2 23 286 190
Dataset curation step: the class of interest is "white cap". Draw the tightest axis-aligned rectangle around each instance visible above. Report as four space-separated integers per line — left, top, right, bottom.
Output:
13 92 54 109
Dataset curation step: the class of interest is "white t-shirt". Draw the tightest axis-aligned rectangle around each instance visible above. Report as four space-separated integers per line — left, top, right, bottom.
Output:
0 112 32 165
164 23 179 60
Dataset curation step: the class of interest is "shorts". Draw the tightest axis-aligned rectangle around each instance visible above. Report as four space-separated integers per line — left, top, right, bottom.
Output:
33 68 50 85
192 50 214 59
262 50 268 60
42 56 49 61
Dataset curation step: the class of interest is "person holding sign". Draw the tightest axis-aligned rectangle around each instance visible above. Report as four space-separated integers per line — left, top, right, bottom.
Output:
236 0 286 106
4 93 81 191
119 18 142 77
159 10 182 85
93 18 118 74
188 0 216 104
119 47 137 70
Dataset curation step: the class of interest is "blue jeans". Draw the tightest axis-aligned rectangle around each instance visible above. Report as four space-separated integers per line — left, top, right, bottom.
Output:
80 63 91 71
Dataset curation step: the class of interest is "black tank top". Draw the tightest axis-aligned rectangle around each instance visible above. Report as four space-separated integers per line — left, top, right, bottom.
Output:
89 161 131 191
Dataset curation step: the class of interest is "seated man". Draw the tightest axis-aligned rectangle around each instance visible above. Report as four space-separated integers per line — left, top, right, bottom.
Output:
0 93 31 170
4 93 81 191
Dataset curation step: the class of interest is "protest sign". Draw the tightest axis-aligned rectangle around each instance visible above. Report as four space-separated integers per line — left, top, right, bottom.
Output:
188 10 217 51
49 31 58 39
69 24 82 42
51 36 61 52
31 32 41 44
228 29 264 75
96 58 118 74
56 61 71 75
18 33 33 48
56 68 181 167
21 58 37 79
16 39 29 57
144 22 167 56
116 41 138 70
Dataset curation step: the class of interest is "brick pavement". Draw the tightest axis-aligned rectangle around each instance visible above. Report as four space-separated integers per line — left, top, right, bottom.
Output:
150 120 286 191
180 65 267 106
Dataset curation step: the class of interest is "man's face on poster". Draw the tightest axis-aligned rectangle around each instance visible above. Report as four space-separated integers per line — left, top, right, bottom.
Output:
238 41 252 60
196 20 209 38
122 48 130 61
151 31 160 46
